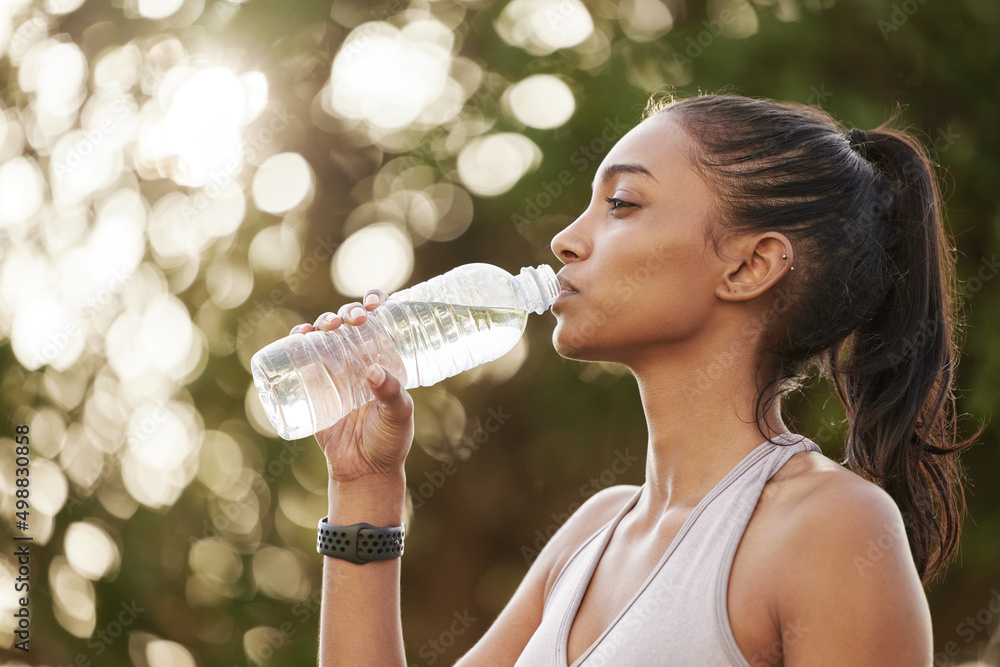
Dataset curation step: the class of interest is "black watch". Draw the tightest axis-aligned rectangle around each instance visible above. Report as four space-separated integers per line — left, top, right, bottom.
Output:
317 518 404 565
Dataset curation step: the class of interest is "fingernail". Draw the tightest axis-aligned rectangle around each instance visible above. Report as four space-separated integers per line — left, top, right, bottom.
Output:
350 306 366 320
364 293 378 307
366 364 386 386
322 313 335 323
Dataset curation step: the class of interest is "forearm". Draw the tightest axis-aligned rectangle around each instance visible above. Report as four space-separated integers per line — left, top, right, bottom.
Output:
318 473 407 667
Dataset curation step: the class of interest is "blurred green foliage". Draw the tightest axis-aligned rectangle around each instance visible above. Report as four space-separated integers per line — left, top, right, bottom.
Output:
1 0 998 665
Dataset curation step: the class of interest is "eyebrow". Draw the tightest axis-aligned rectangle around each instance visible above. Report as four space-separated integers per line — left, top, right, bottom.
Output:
593 162 658 189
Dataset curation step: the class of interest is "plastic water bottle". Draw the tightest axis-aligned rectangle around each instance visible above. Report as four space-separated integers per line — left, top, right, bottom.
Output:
251 263 560 440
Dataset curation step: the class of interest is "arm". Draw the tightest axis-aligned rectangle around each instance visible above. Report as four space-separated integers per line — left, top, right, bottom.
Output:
294 293 414 667
319 474 407 666
775 477 933 666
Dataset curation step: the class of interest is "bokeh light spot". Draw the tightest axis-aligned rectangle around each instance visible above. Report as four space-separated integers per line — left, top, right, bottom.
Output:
138 296 195 376
620 0 675 41
496 0 594 55
252 152 313 214
329 20 456 130
457 133 541 197
249 225 301 278
147 639 198 667
0 157 45 227
93 44 142 90
206 255 254 310
44 0 87 14
189 538 243 586
19 39 88 119
50 558 96 638
31 456 69 516
332 223 413 297
50 129 120 202
86 200 146 287
156 66 261 186
137 0 186 21
251 546 309 602
507 74 575 129
65 521 120 580
11 296 85 372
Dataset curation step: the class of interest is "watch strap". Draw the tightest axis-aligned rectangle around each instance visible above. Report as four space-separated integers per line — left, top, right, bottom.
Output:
317 518 404 564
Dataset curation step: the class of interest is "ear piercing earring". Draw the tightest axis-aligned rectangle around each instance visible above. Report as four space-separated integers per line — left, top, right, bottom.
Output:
782 254 795 271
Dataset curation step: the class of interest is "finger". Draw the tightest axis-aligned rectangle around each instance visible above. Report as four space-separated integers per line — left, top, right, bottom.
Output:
338 302 368 325
290 323 314 335
365 364 413 424
313 312 341 330
363 289 388 309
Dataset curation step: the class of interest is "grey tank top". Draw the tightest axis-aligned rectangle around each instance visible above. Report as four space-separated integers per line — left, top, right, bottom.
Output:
514 433 821 667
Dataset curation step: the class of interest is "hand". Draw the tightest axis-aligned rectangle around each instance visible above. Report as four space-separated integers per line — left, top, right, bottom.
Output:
290 289 414 484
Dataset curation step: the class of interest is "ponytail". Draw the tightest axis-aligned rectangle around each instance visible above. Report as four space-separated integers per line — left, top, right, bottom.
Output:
653 95 977 582
827 128 974 582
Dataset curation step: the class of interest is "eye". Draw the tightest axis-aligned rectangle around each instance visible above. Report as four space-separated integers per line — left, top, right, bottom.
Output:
605 197 637 210
604 197 639 212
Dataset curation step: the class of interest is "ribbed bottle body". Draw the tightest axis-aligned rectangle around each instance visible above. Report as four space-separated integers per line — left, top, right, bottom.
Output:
250 314 406 440
374 301 528 388
250 263 558 440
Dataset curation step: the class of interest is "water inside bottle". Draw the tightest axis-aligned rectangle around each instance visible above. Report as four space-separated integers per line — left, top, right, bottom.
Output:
252 302 531 439
382 302 528 387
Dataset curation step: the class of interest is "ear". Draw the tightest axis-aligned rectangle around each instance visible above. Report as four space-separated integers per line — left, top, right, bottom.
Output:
715 232 793 302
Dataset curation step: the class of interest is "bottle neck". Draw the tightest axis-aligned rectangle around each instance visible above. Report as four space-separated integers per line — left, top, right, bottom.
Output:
512 264 560 314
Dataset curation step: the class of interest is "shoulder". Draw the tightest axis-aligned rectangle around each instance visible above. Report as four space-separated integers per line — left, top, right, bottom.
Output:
534 484 640 599
760 449 910 566
750 449 933 663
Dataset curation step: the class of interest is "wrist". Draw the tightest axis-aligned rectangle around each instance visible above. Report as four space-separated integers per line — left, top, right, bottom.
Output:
328 473 406 526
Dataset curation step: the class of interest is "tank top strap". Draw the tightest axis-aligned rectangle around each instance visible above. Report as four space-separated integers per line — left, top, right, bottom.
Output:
759 432 822 480
542 485 644 615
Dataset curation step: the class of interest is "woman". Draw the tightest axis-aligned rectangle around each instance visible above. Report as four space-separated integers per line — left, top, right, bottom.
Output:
291 94 971 665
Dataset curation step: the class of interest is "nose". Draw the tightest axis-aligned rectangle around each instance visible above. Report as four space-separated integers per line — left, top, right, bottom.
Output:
550 213 590 265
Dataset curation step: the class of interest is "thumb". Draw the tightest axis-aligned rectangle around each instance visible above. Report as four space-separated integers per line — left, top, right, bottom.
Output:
366 364 412 423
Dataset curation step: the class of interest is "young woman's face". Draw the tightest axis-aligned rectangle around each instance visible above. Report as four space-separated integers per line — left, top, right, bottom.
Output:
549 112 728 366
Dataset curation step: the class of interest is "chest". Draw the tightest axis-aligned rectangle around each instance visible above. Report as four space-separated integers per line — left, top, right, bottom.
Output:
565 503 783 665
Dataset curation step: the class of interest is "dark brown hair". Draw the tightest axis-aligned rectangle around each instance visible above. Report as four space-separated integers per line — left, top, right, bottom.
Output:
647 94 974 583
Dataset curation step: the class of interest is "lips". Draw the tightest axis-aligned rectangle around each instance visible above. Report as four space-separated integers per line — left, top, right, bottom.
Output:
556 273 579 299
553 275 579 307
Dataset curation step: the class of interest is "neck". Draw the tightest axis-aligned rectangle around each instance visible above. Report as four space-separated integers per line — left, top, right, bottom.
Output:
622 325 787 524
